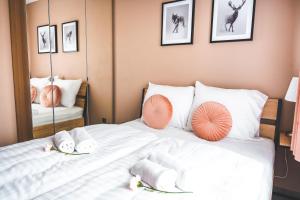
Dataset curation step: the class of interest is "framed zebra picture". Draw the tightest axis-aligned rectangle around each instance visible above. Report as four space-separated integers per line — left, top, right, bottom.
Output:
161 0 195 46
210 0 256 43
37 25 57 54
62 21 78 52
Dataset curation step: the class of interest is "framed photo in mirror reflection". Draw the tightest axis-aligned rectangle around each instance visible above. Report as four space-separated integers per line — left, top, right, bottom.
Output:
62 20 79 53
37 25 57 54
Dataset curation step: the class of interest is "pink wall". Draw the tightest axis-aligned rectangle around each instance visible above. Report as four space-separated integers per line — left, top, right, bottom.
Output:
0 0 17 146
114 0 297 130
293 0 300 75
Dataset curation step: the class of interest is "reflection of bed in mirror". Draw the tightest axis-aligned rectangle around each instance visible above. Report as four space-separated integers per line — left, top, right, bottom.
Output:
32 81 88 139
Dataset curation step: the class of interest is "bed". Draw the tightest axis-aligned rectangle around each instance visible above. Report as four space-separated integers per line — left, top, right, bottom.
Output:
0 95 281 200
32 81 88 139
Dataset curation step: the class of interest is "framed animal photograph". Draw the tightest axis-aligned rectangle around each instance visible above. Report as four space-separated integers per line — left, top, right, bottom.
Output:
62 21 78 52
210 0 256 43
161 0 195 46
37 25 57 54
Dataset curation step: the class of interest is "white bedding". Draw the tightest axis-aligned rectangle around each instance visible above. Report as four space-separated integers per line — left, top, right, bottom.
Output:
0 120 274 200
32 103 83 127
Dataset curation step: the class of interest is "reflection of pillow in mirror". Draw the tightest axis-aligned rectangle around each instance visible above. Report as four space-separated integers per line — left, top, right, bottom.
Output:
30 77 50 103
52 79 82 107
30 86 37 103
40 85 62 107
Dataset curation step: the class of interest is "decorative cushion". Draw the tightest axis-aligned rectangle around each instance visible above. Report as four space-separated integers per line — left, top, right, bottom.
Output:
143 82 194 129
192 102 232 141
30 86 37 103
143 95 173 129
187 81 268 139
40 85 62 107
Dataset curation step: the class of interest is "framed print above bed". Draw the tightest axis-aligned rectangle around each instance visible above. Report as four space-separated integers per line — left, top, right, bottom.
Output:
37 25 57 54
210 0 256 43
161 0 195 46
62 20 79 52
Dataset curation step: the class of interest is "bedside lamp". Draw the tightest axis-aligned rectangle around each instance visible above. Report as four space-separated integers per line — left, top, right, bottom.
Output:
285 77 299 103
286 76 300 162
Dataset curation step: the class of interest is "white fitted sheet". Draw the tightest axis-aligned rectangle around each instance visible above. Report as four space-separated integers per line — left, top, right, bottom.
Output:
0 120 275 200
32 103 83 127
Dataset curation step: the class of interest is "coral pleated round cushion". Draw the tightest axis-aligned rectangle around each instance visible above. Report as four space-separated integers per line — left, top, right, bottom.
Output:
192 102 232 141
30 85 37 103
143 95 173 129
40 85 62 107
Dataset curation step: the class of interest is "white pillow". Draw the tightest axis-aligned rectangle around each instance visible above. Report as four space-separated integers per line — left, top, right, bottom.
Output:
186 81 268 139
30 77 50 103
143 82 194 129
52 79 82 107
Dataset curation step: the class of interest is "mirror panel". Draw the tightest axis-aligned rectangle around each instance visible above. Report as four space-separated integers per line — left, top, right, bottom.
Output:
26 0 55 138
25 0 114 139
49 0 88 133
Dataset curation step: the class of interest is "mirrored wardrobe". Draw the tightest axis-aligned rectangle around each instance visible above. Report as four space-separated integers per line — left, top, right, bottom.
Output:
24 0 113 139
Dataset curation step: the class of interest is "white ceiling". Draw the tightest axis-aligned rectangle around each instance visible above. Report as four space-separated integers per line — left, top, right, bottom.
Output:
26 0 39 4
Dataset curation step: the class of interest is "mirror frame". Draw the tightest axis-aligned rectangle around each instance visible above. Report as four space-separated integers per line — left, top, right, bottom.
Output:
8 0 33 142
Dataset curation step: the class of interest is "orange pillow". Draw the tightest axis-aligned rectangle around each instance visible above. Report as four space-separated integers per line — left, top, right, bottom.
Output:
30 85 37 103
143 95 173 129
40 85 62 107
192 102 232 141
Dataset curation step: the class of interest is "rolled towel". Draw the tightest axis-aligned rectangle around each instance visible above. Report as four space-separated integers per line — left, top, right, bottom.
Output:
148 152 192 191
70 127 97 154
130 159 177 191
54 130 75 154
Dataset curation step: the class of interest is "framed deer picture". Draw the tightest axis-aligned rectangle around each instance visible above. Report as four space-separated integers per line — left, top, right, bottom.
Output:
210 0 256 43
62 21 79 52
37 25 57 54
161 0 195 46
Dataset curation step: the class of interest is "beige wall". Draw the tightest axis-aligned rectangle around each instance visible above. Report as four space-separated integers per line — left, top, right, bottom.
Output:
293 0 300 75
0 0 17 146
114 0 297 131
27 0 113 124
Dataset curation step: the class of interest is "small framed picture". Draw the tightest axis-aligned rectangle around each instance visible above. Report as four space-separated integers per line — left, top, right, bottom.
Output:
37 25 57 54
62 21 78 52
210 0 256 43
161 0 195 46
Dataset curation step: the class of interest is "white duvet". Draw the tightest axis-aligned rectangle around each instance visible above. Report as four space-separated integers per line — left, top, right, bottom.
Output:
0 120 274 200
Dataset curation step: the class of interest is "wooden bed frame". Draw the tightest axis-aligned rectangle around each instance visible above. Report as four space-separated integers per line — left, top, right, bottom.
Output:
141 88 282 147
33 82 88 139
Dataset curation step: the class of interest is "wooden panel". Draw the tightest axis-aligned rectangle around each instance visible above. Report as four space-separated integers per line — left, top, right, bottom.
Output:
260 124 276 140
75 98 85 108
77 81 87 97
280 133 292 147
261 99 279 121
33 118 84 139
9 0 33 142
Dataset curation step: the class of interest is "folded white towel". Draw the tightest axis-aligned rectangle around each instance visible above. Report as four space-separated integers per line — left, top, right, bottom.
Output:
148 152 192 191
54 131 75 154
70 127 97 154
130 159 177 191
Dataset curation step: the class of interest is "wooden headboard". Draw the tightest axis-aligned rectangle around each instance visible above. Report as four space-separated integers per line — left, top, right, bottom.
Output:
141 88 282 146
75 81 88 109
75 81 89 123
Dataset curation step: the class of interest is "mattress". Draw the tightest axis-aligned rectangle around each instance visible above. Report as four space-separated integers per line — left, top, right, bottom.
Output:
0 120 275 200
31 103 83 127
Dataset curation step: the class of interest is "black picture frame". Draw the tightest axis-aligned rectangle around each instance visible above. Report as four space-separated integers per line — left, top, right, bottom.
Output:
161 0 195 46
62 20 79 53
210 0 256 43
37 24 58 54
